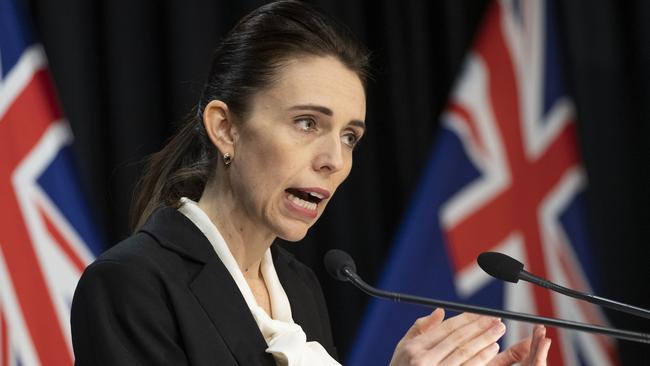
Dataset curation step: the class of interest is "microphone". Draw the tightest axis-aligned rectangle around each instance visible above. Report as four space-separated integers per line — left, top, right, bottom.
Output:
477 252 650 320
324 248 356 281
324 249 650 344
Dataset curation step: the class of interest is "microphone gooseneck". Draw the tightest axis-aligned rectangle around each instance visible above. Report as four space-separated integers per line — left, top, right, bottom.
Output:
324 249 650 344
478 251 650 320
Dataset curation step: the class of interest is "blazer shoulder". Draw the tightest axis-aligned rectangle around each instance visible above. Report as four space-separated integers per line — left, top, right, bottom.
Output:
82 229 197 289
92 231 167 270
71 233 192 365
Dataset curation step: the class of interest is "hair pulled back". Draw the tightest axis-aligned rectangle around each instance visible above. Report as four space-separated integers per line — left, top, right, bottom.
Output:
132 0 370 229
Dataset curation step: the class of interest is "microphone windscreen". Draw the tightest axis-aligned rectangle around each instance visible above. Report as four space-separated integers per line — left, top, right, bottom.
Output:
477 252 524 283
324 249 357 281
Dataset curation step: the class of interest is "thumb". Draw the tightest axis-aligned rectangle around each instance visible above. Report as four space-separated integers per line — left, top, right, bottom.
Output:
487 337 531 366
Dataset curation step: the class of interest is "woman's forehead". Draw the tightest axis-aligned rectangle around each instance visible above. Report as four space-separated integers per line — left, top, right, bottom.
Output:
256 56 366 119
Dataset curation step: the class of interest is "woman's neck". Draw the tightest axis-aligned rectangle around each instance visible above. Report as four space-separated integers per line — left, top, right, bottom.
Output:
198 183 275 280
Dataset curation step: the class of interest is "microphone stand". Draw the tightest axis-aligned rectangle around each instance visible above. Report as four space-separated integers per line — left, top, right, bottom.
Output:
517 270 650 320
341 267 650 344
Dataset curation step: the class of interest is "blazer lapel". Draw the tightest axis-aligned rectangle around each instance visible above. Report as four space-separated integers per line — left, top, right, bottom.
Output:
140 208 276 366
190 261 276 366
272 247 321 341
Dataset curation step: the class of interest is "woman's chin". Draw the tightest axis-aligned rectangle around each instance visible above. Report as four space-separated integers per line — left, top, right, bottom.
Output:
275 221 312 242
277 229 309 242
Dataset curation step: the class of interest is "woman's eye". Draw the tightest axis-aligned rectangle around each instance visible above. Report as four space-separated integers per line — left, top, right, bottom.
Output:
295 118 316 131
342 132 359 148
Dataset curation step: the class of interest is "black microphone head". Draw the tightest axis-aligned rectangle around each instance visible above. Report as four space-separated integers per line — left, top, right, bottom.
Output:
477 252 524 283
324 249 357 282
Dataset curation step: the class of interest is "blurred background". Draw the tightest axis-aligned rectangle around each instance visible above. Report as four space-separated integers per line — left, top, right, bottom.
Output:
5 0 648 364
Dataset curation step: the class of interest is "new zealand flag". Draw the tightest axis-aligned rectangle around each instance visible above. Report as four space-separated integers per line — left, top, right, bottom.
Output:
0 0 102 364
349 1 620 365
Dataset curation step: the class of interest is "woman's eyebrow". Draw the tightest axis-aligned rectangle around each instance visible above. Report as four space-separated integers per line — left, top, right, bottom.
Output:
349 120 366 131
288 104 333 116
288 104 365 130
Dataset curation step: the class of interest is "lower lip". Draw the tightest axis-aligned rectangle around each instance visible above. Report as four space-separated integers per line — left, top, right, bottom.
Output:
284 193 318 219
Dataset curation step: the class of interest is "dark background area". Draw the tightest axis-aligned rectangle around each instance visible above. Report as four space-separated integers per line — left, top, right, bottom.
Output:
25 0 648 363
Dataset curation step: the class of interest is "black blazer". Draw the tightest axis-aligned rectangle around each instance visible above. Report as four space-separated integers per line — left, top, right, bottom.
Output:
71 207 337 365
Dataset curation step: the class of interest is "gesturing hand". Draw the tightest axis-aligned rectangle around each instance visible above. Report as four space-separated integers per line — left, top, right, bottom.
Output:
389 310 552 366
487 325 551 366
389 309 505 366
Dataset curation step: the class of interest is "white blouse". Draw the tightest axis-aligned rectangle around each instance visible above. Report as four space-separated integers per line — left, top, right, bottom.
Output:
178 198 340 366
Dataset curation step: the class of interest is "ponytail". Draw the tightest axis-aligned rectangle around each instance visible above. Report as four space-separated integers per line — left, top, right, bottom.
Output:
131 114 216 230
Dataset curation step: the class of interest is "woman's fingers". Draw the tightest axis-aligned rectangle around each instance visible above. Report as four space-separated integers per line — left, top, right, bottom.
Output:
435 319 506 365
460 343 501 366
415 312 485 348
402 308 446 340
527 327 551 366
487 338 530 366
487 325 552 366
390 309 446 366
391 311 509 366
528 326 545 360
523 325 551 366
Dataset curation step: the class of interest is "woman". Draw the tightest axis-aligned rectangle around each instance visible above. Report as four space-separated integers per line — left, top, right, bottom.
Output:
71 1 551 365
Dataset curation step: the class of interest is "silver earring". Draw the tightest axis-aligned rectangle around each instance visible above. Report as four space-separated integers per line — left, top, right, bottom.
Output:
222 152 232 166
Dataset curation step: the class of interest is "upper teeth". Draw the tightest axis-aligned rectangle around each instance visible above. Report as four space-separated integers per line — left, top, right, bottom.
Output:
308 192 325 199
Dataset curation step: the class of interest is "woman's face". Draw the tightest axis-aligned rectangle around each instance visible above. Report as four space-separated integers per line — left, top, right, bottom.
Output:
229 56 366 241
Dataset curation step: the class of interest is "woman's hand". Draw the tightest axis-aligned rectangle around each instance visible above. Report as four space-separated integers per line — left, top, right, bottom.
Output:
389 309 506 366
389 310 552 366
487 325 551 366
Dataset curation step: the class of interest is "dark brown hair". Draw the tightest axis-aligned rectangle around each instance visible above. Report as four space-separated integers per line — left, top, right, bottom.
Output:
131 0 370 230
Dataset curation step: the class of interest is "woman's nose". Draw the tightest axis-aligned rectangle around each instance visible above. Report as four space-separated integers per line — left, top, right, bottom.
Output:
313 135 345 174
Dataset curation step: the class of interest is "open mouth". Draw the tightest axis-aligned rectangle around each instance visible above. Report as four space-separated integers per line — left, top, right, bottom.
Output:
285 188 325 211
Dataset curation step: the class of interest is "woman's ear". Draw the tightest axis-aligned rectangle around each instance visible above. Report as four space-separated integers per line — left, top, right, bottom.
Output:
202 100 238 156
